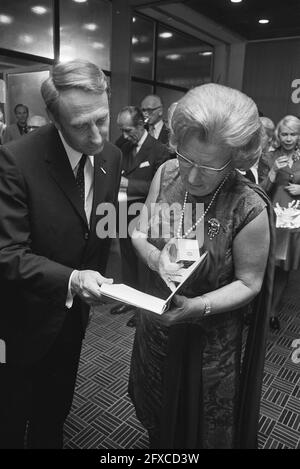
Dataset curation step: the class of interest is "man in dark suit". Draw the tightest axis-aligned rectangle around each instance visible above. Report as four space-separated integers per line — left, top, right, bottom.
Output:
0 60 122 448
111 107 168 319
141 95 169 145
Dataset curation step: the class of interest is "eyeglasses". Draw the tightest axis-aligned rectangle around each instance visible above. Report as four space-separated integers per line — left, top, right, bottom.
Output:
141 106 161 114
176 151 232 172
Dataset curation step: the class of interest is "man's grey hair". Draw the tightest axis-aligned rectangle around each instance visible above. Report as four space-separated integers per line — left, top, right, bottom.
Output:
141 94 163 107
117 106 144 127
169 83 263 170
41 59 108 118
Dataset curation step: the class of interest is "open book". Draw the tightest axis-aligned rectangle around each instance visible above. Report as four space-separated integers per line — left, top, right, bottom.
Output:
100 251 207 315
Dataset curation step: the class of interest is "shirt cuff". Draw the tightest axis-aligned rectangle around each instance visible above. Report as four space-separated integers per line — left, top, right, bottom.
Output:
66 270 79 309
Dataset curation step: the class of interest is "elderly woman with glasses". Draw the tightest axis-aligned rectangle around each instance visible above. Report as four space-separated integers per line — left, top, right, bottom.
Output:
128 83 275 449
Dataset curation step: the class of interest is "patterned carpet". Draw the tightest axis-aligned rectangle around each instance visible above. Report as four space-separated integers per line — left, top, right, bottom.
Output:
64 272 300 450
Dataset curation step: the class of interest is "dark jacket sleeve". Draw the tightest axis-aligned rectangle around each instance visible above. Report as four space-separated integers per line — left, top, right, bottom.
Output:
127 178 151 198
0 146 72 307
154 145 170 172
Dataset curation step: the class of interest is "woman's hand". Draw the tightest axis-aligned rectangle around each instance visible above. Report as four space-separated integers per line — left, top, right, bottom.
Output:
272 155 289 172
158 238 183 290
268 156 289 183
285 184 300 196
160 294 204 325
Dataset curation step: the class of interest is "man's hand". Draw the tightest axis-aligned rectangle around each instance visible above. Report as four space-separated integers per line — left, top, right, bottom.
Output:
71 270 113 306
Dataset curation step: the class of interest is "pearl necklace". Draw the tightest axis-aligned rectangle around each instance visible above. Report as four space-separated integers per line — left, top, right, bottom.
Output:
176 173 230 239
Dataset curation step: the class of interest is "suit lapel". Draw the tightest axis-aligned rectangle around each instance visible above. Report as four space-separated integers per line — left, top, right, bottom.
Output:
125 134 152 176
158 123 169 143
44 126 89 228
90 147 109 234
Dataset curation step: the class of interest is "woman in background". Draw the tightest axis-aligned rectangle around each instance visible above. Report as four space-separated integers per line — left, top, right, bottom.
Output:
260 116 275 152
261 115 300 330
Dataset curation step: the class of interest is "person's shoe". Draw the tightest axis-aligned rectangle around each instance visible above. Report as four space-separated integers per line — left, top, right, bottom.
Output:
269 316 280 331
126 315 137 327
110 304 133 315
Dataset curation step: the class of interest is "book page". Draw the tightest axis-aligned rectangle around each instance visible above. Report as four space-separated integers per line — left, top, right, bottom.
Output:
100 283 167 314
100 251 207 315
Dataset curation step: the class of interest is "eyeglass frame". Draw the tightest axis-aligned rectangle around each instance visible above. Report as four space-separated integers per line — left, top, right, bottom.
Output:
141 106 162 114
176 151 232 172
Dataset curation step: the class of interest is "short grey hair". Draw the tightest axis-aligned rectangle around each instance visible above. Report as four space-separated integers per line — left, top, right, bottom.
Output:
141 94 163 107
169 83 263 170
41 59 108 118
274 115 300 148
117 106 144 127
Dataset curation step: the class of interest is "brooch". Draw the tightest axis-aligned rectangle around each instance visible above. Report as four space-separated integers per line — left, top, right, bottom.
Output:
292 148 300 162
208 218 221 240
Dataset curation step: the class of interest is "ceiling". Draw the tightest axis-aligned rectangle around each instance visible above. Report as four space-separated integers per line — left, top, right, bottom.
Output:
184 0 300 41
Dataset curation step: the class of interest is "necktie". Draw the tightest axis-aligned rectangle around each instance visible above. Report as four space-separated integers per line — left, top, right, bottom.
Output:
75 154 87 204
132 143 138 157
126 145 137 171
245 169 256 183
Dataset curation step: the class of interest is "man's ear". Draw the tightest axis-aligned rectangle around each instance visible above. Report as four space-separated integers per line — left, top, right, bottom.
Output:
46 107 61 131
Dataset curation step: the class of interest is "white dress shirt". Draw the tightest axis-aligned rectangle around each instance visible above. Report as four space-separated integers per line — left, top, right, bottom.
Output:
150 120 164 140
239 165 259 184
250 167 259 184
59 131 94 224
135 129 148 154
58 132 95 308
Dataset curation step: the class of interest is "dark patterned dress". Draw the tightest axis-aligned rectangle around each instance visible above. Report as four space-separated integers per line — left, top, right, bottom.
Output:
129 159 274 449
261 147 300 270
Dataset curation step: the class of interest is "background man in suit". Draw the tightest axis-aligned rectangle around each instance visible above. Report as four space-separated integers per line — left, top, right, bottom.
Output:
2 103 29 143
141 95 169 145
111 106 168 319
0 60 122 448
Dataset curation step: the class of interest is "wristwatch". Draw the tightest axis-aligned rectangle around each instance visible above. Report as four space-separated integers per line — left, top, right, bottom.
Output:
202 295 211 316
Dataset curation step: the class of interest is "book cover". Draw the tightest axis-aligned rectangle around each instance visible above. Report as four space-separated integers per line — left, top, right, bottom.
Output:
100 251 207 315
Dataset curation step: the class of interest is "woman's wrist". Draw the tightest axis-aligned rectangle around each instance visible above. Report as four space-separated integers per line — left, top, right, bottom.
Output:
147 247 160 271
188 296 210 316
200 295 212 316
